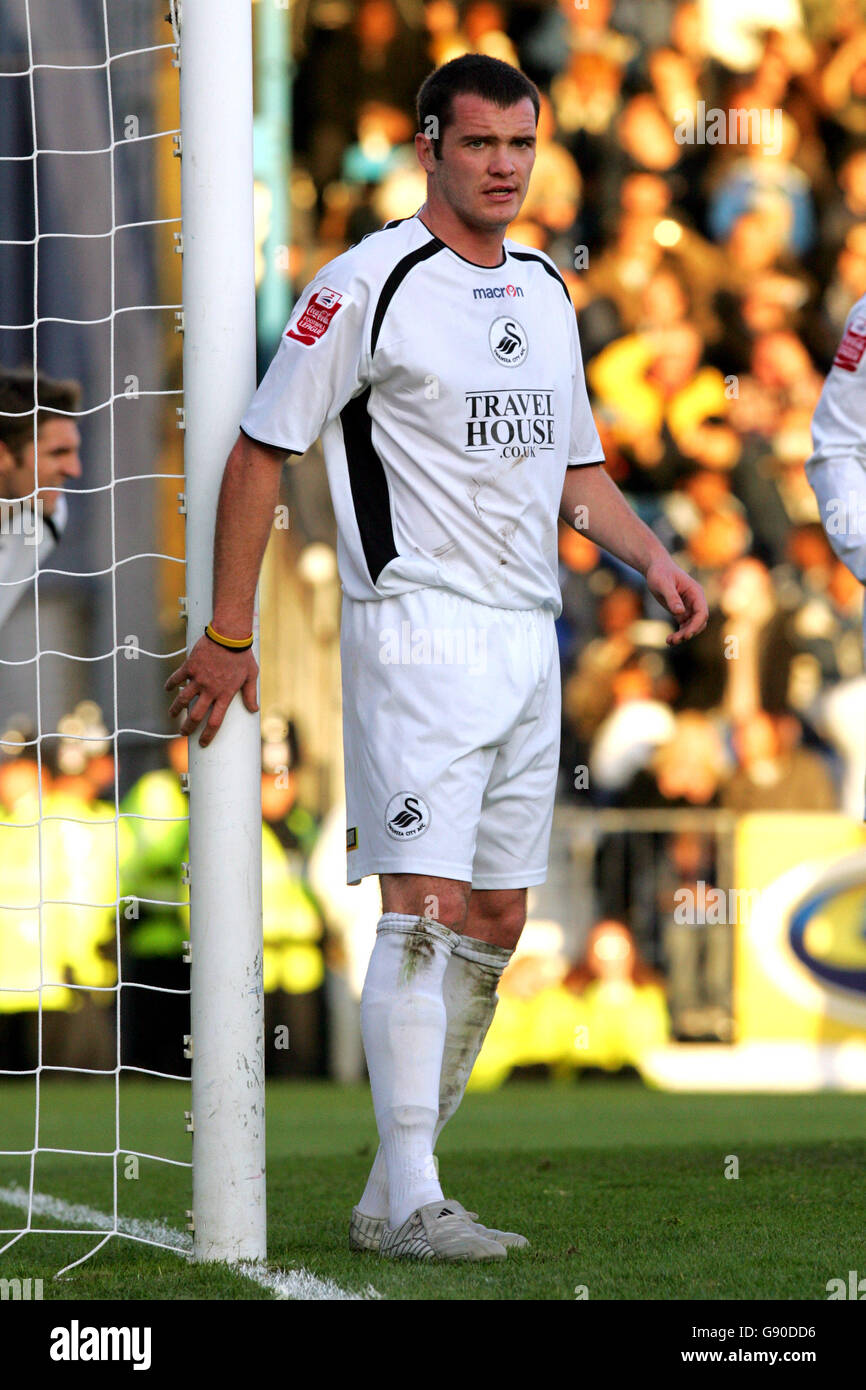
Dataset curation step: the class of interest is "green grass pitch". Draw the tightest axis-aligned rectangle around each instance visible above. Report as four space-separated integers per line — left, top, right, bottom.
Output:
1 1077 864 1300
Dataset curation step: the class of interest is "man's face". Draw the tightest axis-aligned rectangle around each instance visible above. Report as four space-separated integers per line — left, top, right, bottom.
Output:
420 93 537 232
0 416 82 515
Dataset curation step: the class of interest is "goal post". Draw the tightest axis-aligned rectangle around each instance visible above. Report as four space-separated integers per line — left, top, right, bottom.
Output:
179 0 266 1263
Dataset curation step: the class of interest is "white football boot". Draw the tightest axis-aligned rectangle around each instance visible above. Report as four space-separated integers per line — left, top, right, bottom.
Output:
350 1199 528 1255
348 1207 385 1253
440 1199 530 1250
379 1200 507 1261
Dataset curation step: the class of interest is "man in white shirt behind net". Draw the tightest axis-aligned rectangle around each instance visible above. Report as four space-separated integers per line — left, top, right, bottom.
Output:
0 366 82 632
166 54 708 1262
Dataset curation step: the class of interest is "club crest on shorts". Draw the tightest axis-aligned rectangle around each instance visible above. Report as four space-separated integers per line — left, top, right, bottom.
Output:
489 316 528 367
385 792 431 840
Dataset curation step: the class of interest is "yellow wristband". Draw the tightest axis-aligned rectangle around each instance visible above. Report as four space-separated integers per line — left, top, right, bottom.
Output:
205 622 254 651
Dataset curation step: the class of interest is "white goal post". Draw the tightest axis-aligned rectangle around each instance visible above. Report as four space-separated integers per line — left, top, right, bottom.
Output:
0 0 266 1276
179 0 266 1263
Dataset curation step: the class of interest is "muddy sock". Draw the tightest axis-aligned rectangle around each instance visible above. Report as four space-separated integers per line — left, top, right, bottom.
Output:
434 936 513 1141
359 913 458 1229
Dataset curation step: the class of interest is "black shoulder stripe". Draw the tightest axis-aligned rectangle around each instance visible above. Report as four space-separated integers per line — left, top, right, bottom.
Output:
371 237 444 355
507 250 571 304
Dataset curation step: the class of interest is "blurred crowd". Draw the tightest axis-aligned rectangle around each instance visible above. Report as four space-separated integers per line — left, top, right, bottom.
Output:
286 0 866 822
6 0 866 1076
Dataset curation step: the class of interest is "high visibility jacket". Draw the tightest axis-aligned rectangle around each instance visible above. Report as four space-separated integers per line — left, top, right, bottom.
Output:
119 770 189 959
468 980 669 1090
261 822 323 994
120 771 323 989
43 791 120 995
0 789 119 1011
0 791 68 1012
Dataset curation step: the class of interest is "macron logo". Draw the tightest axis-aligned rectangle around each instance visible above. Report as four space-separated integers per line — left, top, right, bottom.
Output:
472 284 524 299
50 1320 152 1371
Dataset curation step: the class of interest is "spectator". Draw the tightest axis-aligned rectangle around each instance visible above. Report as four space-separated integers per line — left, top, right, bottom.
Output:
599 92 705 225
588 322 729 461
0 366 82 631
656 829 733 1040
589 658 678 799
621 711 729 808
462 1 519 65
728 331 823 437
706 112 817 257
722 710 838 810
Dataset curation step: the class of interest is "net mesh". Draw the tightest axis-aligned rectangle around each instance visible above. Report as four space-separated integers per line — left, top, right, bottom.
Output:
0 0 190 1276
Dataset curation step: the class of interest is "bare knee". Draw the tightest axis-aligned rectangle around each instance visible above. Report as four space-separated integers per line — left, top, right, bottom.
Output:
380 874 471 932
464 888 527 950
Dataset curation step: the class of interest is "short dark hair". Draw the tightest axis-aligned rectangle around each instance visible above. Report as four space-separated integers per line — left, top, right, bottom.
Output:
0 365 81 457
416 54 540 160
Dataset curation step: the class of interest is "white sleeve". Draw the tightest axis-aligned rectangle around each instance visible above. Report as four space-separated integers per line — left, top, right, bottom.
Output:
806 295 866 582
567 310 605 468
808 297 866 461
240 272 370 454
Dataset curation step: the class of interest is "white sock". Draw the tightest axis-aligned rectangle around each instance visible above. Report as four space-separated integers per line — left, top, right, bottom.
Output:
358 933 512 1221
359 913 459 1229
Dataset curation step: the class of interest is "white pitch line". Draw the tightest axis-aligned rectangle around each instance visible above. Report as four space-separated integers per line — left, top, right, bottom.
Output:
236 1260 382 1301
0 1184 191 1252
0 1185 381 1301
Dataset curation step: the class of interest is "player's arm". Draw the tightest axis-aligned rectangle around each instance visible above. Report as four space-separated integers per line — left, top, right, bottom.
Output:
164 430 287 746
166 265 368 744
559 463 708 645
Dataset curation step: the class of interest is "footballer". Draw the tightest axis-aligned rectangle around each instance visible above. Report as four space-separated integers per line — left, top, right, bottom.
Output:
166 55 707 1261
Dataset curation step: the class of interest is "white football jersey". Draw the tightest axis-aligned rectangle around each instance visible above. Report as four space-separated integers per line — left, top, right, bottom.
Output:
0 492 67 631
810 293 866 456
241 213 603 615
807 293 866 585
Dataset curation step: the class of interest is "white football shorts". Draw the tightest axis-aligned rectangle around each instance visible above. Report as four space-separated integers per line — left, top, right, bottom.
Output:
805 451 866 584
341 586 560 889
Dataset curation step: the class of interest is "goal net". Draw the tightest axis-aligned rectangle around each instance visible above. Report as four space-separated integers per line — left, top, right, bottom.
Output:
0 0 264 1278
